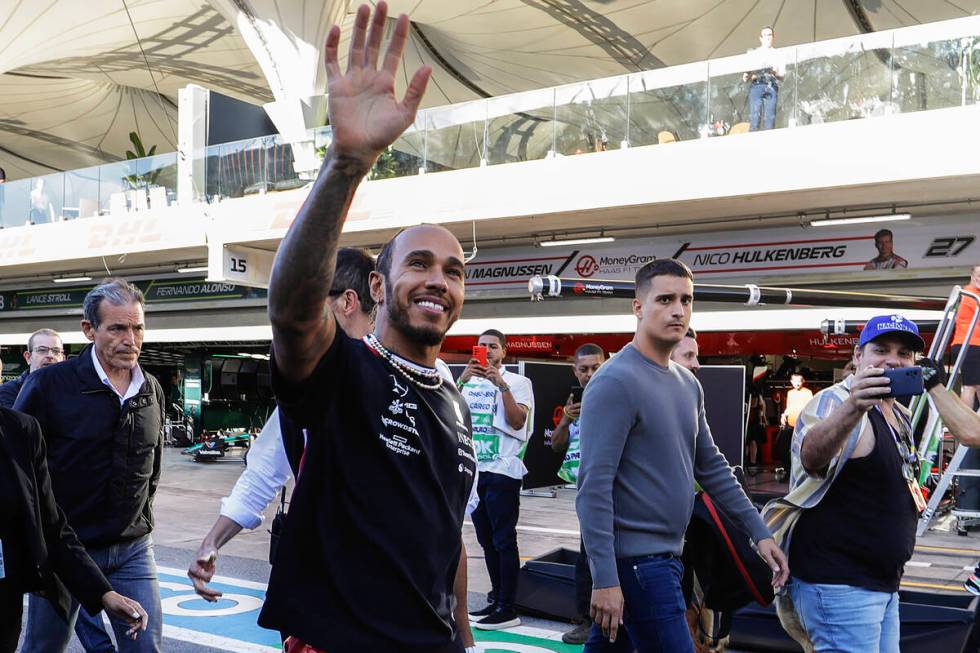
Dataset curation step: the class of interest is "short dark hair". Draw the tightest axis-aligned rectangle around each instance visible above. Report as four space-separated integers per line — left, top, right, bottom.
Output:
0 167 5 181
575 343 604 359
685 327 698 340
635 258 693 297
480 329 506 348
761 25 774 33
375 223 447 280
375 229 405 280
331 247 376 316
874 228 893 242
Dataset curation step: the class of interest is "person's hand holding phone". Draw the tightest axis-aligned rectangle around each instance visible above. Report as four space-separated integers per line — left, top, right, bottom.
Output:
847 367 891 412
564 386 584 421
459 346 489 384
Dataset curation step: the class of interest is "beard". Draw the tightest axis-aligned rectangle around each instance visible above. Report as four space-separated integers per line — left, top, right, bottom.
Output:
385 285 449 347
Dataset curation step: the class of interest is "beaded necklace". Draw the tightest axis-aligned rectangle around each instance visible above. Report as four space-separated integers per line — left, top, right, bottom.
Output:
364 333 443 391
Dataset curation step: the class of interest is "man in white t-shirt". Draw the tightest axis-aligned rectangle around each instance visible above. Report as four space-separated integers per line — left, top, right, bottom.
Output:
744 26 785 130
459 329 534 631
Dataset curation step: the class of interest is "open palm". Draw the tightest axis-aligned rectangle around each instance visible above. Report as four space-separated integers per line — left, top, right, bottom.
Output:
324 2 431 163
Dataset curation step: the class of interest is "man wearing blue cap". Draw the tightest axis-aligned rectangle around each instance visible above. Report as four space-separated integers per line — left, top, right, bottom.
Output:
763 314 980 652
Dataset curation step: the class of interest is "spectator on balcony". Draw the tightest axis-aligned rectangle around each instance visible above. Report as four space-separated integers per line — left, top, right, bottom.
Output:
29 177 55 224
744 26 785 131
864 229 909 271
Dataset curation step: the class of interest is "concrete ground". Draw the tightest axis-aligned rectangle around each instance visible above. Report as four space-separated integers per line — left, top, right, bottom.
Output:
16 449 980 652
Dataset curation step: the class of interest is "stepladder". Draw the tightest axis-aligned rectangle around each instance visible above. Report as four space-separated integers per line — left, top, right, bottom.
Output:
915 285 980 536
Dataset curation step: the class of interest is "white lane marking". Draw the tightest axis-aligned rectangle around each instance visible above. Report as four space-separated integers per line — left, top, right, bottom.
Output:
505 625 568 640
906 561 930 567
464 521 580 537
157 565 269 591
162 624 280 653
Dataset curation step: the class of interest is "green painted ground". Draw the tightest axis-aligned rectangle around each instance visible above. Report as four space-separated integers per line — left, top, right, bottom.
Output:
473 628 585 652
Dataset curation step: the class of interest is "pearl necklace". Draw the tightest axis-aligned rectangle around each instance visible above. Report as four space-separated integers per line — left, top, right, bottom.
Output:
364 333 444 390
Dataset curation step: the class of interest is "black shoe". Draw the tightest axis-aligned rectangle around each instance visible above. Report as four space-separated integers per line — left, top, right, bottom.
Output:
467 602 496 619
474 606 521 631
561 620 592 644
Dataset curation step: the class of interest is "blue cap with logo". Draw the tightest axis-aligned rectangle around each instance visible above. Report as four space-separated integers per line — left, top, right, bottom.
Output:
858 314 926 351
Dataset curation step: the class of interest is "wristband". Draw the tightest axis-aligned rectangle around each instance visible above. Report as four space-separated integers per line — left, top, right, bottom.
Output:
498 384 510 393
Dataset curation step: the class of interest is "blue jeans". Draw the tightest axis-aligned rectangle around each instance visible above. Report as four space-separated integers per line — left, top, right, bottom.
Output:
788 577 899 653
472 471 522 608
749 82 778 130
23 535 162 653
584 555 694 653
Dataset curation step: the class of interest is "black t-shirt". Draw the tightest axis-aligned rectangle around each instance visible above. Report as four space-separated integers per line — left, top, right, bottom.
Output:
790 407 917 593
258 333 476 653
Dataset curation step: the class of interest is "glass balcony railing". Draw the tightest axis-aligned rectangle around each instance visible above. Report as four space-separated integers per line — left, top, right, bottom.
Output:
1 15 979 229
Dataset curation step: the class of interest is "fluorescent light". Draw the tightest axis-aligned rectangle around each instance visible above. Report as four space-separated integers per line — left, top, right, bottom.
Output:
810 213 911 227
539 236 615 247
177 266 209 274
53 275 92 283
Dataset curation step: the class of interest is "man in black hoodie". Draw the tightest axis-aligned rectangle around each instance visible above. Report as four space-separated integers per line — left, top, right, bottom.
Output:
15 278 164 653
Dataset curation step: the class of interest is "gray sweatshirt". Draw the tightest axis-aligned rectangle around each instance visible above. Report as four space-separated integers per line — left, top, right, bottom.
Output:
576 343 772 589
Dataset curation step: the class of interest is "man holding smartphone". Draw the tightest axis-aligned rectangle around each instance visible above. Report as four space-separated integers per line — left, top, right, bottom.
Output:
458 329 534 630
763 314 980 651
552 343 606 644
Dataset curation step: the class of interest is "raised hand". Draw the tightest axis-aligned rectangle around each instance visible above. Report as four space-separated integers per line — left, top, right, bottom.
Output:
324 2 432 167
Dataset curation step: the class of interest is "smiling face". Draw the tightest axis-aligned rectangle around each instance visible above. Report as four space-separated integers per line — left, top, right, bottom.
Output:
855 334 916 373
81 300 144 373
790 373 804 390
633 274 693 351
371 225 465 347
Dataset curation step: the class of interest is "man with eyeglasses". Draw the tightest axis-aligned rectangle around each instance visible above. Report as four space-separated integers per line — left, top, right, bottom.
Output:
0 328 65 407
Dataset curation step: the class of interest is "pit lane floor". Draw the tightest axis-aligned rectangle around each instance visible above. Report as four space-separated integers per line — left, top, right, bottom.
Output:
17 450 980 652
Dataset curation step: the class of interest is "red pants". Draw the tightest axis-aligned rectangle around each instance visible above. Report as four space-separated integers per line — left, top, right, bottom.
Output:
284 637 327 653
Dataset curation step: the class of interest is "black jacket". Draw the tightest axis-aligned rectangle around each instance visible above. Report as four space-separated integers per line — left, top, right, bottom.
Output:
13 345 164 547
0 370 27 408
0 408 112 618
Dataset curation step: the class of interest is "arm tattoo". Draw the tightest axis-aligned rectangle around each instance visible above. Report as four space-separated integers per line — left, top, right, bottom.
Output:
268 150 371 331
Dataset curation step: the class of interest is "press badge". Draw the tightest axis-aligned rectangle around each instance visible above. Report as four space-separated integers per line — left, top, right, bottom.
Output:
0 538 6 580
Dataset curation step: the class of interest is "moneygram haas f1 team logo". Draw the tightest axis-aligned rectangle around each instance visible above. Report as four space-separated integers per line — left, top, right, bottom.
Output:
575 255 599 277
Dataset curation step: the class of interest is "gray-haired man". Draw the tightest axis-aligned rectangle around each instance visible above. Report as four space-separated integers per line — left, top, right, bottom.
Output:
16 278 164 653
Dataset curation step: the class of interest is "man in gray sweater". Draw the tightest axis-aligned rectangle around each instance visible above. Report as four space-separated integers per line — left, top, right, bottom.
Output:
576 259 789 652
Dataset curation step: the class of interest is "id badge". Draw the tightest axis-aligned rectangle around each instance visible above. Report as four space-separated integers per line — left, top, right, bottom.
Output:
0 538 5 580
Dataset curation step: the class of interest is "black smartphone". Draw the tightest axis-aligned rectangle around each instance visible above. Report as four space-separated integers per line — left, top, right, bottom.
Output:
570 385 584 403
883 367 924 398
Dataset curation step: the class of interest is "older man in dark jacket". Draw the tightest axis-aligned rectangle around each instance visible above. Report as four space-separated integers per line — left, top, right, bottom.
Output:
15 279 164 653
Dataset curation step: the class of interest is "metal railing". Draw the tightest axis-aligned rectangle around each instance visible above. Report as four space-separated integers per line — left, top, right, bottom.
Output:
3 15 980 228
